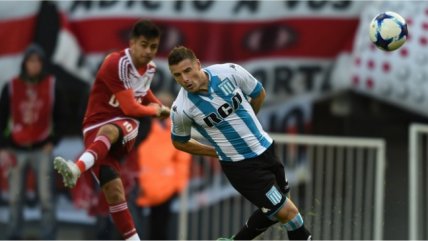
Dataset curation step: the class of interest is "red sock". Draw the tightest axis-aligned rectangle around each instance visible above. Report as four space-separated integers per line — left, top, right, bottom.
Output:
87 135 111 161
75 135 112 173
76 161 86 173
109 201 137 239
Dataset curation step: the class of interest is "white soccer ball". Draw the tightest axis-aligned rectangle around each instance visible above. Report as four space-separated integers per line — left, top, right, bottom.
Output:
369 11 408 51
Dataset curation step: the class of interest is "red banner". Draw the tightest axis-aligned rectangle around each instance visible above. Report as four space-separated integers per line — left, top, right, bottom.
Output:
71 18 358 62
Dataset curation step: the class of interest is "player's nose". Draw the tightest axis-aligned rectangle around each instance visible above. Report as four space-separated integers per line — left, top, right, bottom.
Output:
144 47 154 55
182 74 190 83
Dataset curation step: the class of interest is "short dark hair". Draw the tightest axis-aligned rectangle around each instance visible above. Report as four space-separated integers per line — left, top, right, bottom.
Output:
130 19 161 40
168 46 197 66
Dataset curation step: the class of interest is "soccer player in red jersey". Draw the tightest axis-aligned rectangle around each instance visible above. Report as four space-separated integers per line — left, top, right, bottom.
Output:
54 19 169 240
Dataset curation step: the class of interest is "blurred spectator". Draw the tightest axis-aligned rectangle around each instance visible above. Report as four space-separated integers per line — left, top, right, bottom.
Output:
134 91 191 240
0 43 65 239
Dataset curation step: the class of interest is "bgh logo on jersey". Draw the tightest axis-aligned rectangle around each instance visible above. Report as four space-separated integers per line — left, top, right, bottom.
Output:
203 92 243 127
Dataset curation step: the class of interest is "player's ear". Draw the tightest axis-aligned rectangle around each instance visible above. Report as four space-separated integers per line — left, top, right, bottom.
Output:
129 38 136 48
195 59 202 69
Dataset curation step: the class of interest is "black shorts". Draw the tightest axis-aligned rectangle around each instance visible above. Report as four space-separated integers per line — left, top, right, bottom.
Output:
220 143 289 218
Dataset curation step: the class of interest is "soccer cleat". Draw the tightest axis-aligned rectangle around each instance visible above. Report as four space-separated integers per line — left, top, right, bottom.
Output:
53 156 81 188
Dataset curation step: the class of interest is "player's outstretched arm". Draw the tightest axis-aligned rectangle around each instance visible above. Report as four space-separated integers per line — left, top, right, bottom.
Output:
144 89 162 105
173 139 217 158
115 89 161 117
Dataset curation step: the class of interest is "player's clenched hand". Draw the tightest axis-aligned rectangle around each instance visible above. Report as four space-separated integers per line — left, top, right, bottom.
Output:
148 103 170 118
159 105 171 119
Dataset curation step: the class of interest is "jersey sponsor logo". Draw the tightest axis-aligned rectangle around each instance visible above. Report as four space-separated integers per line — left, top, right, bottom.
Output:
108 94 143 107
203 92 242 127
20 88 43 124
218 78 235 96
266 186 282 205
109 95 120 107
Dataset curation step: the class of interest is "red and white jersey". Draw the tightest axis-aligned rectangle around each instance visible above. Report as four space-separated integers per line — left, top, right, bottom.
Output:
10 75 55 145
83 48 156 133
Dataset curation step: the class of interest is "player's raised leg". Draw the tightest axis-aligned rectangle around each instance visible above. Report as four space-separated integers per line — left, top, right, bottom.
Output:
54 124 117 188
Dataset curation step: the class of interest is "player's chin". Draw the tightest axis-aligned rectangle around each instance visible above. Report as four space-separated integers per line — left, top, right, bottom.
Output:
141 56 152 64
185 84 196 92
185 87 196 93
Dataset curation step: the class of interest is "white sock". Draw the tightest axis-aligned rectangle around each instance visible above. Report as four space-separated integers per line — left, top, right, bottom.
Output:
77 152 95 171
125 233 140 240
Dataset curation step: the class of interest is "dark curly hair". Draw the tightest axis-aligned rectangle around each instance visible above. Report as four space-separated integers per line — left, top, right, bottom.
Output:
130 19 161 40
167 46 197 66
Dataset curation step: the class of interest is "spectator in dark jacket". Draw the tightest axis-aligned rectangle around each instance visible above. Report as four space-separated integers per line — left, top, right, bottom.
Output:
0 43 65 240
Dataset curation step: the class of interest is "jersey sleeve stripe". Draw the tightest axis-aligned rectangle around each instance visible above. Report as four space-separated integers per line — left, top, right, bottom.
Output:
118 56 131 89
118 57 126 87
171 133 191 142
249 81 263 98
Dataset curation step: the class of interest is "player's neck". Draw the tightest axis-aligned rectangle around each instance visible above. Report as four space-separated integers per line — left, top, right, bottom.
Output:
198 72 210 93
131 59 147 75
129 50 148 74
137 65 147 75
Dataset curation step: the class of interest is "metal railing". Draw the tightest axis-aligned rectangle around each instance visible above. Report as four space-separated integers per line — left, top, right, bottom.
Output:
409 123 428 240
178 133 386 240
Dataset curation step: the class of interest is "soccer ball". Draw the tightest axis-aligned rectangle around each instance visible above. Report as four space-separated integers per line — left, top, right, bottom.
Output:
369 11 408 51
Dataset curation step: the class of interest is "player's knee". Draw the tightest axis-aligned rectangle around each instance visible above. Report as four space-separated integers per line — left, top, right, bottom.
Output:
103 188 125 204
99 165 125 204
276 198 299 223
102 181 126 204
98 124 120 143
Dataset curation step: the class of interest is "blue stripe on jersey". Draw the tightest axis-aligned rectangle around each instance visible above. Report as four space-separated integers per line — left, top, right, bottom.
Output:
211 76 271 156
235 107 272 150
209 76 257 157
187 87 253 158
192 124 229 161
249 81 263 98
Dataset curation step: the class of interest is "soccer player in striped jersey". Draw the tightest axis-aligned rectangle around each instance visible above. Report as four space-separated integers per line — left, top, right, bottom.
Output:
168 46 311 240
53 20 169 240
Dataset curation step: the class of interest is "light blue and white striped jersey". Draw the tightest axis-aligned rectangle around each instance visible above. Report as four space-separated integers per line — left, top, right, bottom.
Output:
171 63 273 162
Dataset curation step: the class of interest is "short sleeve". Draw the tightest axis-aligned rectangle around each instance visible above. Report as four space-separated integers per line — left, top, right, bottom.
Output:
170 101 192 143
232 64 263 98
97 53 127 94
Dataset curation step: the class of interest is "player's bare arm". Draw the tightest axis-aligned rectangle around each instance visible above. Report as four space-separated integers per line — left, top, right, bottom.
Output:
147 102 171 119
159 104 171 118
173 139 217 158
144 89 171 118
250 87 266 114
